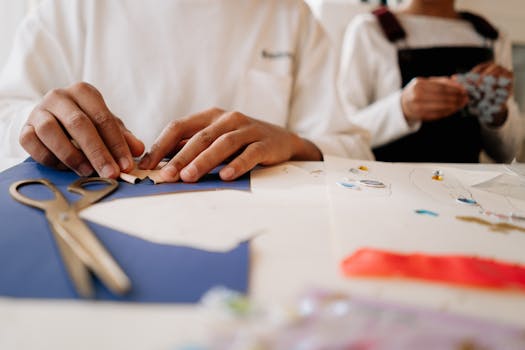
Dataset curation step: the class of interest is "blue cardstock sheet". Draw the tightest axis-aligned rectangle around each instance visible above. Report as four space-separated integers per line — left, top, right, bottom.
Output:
0 160 250 303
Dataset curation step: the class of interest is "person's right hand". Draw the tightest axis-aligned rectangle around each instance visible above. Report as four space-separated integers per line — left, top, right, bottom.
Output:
19 82 145 178
401 77 469 123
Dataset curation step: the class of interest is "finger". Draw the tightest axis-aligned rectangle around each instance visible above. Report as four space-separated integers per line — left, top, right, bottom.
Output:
123 130 145 157
68 83 133 172
416 92 468 105
167 114 244 179
482 64 504 77
29 109 93 176
484 68 514 91
178 130 255 183
431 76 464 88
165 139 189 158
410 84 466 105
113 117 146 158
414 102 465 120
471 61 493 74
411 91 468 110
220 142 267 181
140 108 223 170
44 90 119 178
159 118 240 182
19 124 62 169
421 100 465 112
424 79 467 96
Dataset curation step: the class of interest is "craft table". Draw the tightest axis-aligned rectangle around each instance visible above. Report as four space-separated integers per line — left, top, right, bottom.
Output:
0 160 524 349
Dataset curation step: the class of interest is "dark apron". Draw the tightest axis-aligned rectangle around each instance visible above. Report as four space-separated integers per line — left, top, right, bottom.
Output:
371 9 497 163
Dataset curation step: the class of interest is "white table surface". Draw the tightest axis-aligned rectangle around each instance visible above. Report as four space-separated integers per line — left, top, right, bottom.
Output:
1 160 524 350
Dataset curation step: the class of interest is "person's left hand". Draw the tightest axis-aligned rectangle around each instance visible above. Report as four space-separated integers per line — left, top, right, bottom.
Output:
138 108 322 182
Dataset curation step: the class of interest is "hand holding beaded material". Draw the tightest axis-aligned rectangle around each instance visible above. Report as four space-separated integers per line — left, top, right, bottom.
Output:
456 73 511 124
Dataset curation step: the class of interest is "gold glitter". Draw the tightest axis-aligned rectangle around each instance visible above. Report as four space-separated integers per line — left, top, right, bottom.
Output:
456 216 525 234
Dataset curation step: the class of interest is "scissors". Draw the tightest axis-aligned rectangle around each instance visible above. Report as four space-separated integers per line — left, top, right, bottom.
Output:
9 177 131 298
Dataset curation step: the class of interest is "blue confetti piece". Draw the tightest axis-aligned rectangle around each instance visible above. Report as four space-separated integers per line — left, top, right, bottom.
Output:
497 77 511 87
415 209 439 217
471 90 481 100
482 75 496 85
496 88 509 97
466 84 477 93
495 97 506 105
489 105 502 114
479 114 494 123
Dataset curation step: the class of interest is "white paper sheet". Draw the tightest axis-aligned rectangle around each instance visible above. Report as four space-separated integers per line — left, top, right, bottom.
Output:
324 156 525 263
81 163 326 252
473 173 525 201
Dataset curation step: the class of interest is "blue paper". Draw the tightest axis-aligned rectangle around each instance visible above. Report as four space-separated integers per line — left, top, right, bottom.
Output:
0 160 250 303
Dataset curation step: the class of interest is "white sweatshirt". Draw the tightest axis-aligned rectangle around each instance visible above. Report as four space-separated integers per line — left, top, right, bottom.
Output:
339 13 522 163
0 0 373 167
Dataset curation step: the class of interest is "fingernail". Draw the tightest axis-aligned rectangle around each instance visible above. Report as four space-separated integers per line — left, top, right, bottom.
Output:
119 157 131 171
78 163 93 177
139 153 151 169
221 167 235 180
180 164 197 181
100 164 117 178
161 164 178 179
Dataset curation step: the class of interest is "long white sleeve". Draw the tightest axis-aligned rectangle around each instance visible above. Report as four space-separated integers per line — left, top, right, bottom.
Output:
0 0 84 163
289 2 372 160
338 15 420 148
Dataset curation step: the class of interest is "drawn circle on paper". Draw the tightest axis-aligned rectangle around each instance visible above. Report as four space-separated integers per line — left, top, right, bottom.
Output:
358 179 386 188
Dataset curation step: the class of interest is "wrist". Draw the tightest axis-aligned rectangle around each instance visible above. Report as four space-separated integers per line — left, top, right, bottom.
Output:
290 133 323 161
401 93 417 124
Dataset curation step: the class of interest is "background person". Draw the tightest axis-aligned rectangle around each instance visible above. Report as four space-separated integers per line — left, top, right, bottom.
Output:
338 0 521 163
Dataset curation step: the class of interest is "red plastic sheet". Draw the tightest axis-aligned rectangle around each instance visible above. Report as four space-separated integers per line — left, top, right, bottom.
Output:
341 248 525 291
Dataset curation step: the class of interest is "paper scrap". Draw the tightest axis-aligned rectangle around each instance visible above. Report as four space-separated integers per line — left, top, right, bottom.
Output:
506 161 525 178
473 173 525 201
342 248 525 291
81 162 326 252
81 189 266 252
119 161 168 184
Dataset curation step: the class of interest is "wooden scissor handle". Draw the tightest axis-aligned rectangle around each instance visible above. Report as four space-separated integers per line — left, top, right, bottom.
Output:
9 179 67 211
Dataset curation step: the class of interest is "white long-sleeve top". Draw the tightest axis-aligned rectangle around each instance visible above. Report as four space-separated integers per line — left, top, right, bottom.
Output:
338 12 522 163
0 0 373 167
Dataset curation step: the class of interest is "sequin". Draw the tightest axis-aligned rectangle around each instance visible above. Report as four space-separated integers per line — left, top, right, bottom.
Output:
456 197 478 206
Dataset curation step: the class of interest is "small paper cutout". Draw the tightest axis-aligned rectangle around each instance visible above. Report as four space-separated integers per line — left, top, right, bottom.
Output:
119 161 168 184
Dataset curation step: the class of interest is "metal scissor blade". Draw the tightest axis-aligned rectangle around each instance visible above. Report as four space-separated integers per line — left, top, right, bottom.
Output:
52 211 131 295
51 224 95 298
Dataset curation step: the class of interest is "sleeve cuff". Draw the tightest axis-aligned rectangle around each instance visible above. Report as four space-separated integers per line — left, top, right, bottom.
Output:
370 91 421 148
